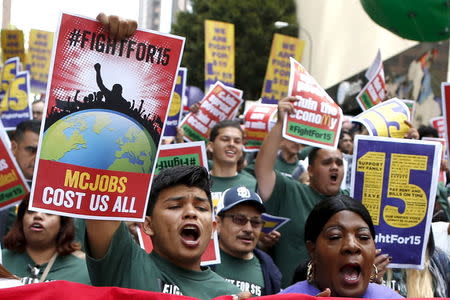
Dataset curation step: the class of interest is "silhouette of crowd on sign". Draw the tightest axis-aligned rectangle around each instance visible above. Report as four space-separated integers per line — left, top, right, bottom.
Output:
45 63 162 146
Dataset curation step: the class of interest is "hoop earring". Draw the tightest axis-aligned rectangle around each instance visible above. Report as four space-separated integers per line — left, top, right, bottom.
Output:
370 264 379 283
307 261 315 283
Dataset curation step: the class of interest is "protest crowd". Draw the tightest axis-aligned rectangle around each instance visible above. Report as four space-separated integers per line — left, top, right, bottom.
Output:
0 6 450 300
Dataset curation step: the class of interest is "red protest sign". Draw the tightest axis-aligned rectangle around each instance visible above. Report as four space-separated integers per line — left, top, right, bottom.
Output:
0 123 29 210
430 116 446 139
29 13 184 221
180 81 243 142
356 51 386 110
244 103 277 152
442 83 450 154
283 58 342 149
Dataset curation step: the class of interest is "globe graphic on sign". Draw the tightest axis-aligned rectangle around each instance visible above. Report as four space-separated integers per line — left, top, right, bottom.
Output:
40 109 155 173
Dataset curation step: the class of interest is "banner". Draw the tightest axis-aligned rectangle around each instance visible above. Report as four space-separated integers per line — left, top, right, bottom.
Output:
29 13 184 221
163 67 187 138
0 29 25 62
3 279 415 300
355 50 386 110
261 34 305 104
429 116 445 139
352 98 410 138
351 135 441 268
243 103 277 152
283 58 342 149
204 20 235 90
0 121 29 211
28 29 54 93
180 81 243 142
0 57 32 130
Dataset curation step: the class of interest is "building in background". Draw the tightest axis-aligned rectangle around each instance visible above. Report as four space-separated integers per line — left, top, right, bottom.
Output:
139 0 188 32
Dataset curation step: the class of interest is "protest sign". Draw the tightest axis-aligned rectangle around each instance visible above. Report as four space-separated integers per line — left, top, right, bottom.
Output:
442 83 450 150
0 122 29 211
244 103 277 151
0 57 32 130
29 13 184 221
283 58 342 149
204 20 234 90
261 34 305 104
180 81 243 142
28 29 54 93
0 29 25 62
261 213 290 234
422 137 447 183
351 135 441 268
430 116 446 139
163 67 187 138
352 98 410 138
355 51 386 110
401 100 415 120
155 141 208 175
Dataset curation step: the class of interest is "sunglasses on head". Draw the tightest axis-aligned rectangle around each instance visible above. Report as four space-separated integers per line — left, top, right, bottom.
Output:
221 213 265 228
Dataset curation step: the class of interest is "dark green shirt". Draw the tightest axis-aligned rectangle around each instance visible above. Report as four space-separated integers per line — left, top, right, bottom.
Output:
86 222 240 300
2 249 90 284
214 249 264 296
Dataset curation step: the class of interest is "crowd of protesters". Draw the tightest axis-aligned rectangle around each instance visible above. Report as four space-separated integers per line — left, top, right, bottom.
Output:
0 12 449 300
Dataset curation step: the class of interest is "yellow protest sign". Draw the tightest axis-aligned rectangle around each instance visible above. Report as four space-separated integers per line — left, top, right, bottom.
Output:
261 33 305 104
204 20 234 90
1 29 25 62
353 98 410 138
29 29 54 92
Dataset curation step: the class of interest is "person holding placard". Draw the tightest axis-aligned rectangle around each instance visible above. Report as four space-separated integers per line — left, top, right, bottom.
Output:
85 166 245 299
255 97 347 287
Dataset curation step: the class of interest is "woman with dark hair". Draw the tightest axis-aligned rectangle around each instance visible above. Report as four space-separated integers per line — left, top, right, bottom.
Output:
281 195 401 298
2 195 90 284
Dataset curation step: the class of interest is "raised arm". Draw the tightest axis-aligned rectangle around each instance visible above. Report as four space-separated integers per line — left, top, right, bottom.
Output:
255 97 295 201
85 220 121 259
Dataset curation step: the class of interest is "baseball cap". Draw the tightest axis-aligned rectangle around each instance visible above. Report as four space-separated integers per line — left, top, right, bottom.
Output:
216 186 265 215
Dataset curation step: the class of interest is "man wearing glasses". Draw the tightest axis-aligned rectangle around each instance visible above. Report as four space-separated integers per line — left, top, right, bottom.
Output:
213 186 281 296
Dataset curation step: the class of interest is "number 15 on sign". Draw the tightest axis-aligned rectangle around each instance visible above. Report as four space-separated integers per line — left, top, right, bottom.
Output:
350 135 441 268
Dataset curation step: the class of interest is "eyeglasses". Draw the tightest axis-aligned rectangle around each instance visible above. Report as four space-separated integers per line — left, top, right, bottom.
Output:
222 213 265 228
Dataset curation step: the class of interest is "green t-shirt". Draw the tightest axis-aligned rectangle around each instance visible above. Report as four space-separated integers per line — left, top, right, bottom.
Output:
274 154 298 177
1 249 90 285
264 171 346 288
86 222 240 300
213 250 264 296
210 169 257 210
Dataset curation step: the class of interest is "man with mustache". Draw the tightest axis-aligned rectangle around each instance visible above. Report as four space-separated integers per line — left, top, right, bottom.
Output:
213 186 281 296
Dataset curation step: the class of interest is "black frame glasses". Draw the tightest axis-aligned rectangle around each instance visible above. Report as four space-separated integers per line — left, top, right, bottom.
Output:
222 213 265 228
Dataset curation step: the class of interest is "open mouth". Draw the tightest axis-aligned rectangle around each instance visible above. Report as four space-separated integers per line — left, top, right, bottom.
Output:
340 264 361 284
30 223 44 231
180 224 200 247
330 173 338 183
